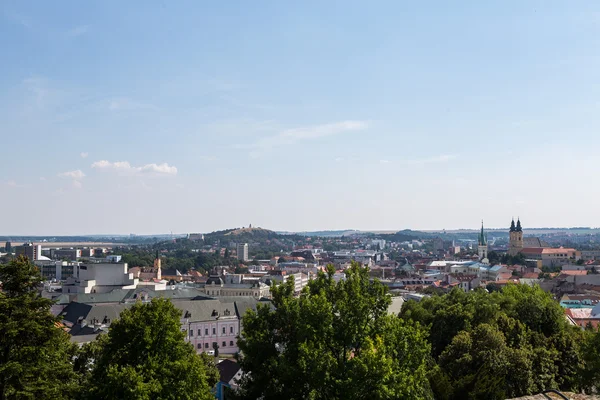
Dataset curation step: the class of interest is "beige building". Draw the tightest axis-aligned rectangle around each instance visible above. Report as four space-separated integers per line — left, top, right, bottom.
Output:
520 247 580 267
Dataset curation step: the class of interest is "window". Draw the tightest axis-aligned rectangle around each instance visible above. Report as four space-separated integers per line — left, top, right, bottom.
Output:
205 328 208 335
212 327 216 335
205 343 209 348
197 329 201 336
230 341 234 346
222 341 226 347
197 343 201 349
222 327 226 334
189 330 193 337
230 326 234 333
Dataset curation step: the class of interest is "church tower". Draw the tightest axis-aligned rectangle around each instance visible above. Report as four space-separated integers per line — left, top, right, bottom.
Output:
508 218 523 256
153 250 162 280
478 220 488 262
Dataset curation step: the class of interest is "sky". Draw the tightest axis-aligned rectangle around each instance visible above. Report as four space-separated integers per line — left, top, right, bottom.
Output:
2 1 600 235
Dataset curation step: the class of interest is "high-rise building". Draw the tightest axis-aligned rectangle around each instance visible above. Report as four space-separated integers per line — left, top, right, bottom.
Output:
237 243 249 262
15 243 42 261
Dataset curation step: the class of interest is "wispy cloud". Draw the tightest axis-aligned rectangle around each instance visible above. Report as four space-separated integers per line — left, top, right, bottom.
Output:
66 25 90 37
58 170 86 179
379 159 390 164
7 180 17 187
335 157 344 162
80 152 89 158
401 154 457 166
91 160 178 176
239 120 368 157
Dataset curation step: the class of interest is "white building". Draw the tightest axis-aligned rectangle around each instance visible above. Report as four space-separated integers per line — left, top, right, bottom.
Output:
63 262 138 294
237 243 249 262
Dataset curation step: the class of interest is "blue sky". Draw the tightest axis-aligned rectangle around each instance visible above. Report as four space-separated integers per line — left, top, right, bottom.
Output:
2 1 600 235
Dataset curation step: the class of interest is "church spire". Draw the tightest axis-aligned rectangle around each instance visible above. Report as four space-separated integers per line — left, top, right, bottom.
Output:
479 220 487 246
516 217 522 232
510 218 516 232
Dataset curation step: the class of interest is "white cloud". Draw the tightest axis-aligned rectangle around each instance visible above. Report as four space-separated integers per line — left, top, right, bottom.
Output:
335 157 344 162
240 120 368 156
80 152 88 158
66 25 90 37
91 160 178 176
73 180 83 189
7 180 17 187
380 159 390 164
58 170 86 179
401 154 457 166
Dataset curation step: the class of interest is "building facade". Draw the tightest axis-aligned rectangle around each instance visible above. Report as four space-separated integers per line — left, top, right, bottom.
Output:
237 243 249 262
15 243 41 261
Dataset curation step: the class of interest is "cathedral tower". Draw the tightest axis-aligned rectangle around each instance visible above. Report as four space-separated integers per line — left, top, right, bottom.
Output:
508 218 523 256
478 220 488 262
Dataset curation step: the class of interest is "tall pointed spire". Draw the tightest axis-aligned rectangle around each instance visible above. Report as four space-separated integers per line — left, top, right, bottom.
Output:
479 220 487 245
516 217 522 232
510 218 516 232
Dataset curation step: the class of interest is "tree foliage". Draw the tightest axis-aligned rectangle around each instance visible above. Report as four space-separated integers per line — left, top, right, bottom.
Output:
234 262 431 400
82 298 218 400
400 284 594 399
0 256 78 399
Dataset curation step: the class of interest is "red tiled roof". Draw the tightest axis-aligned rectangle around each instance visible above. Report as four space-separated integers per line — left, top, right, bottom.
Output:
561 270 588 276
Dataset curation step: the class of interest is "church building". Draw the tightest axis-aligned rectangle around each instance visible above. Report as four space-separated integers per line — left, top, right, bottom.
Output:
478 221 488 262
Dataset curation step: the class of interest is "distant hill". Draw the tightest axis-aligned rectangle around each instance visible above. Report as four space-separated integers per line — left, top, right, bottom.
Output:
204 227 289 243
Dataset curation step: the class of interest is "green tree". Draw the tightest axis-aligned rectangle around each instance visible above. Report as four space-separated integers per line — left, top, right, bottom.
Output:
580 328 600 394
0 256 78 399
83 298 218 400
234 262 432 400
224 248 230 259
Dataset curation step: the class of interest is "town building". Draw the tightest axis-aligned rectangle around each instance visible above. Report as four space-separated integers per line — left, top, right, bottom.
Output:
237 243 249 262
15 243 42 261
50 248 82 261
519 247 581 267
202 274 270 298
62 262 138 294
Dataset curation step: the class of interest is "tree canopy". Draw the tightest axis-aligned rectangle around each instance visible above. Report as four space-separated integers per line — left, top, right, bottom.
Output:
400 284 599 399
234 262 431 400
82 298 218 400
0 256 78 400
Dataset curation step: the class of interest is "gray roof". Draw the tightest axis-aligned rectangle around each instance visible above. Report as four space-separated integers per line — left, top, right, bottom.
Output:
60 302 131 325
54 287 211 305
172 299 237 322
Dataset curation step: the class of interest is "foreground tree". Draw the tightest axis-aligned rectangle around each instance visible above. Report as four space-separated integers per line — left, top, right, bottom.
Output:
0 256 77 399
83 298 218 400
234 262 431 400
400 284 587 399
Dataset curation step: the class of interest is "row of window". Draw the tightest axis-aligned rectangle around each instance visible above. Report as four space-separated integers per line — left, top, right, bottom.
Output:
188 326 236 337
197 341 235 349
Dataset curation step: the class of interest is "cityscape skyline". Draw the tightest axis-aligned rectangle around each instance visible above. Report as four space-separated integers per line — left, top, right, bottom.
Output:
3 1 600 235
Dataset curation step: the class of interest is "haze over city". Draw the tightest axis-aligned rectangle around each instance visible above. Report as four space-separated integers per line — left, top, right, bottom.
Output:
3 1 600 235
